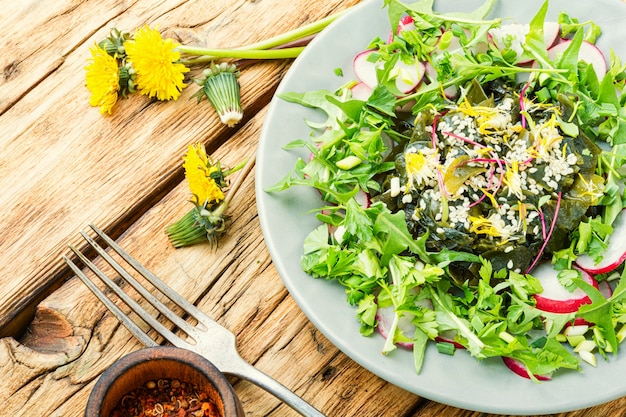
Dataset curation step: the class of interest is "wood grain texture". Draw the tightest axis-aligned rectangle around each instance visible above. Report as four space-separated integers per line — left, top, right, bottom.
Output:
3 0 626 416
0 0 357 336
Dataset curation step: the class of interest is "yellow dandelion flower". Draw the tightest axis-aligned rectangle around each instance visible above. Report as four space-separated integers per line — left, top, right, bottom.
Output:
183 143 225 206
125 25 189 101
85 44 120 114
503 160 525 200
405 148 438 189
469 214 507 238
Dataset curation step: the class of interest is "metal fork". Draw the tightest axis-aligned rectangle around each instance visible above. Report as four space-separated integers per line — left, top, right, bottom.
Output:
63 224 325 417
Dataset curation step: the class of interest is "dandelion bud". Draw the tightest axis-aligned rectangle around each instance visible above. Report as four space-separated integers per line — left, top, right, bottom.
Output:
193 62 243 127
98 28 131 58
118 63 137 97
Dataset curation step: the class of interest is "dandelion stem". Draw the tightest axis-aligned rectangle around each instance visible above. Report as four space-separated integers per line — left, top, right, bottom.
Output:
178 46 305 61
177 6 353 64
236 10 347 51
223 149 257 208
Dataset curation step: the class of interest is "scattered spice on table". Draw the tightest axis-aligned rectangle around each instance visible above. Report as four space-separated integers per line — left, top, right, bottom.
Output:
110 378 221 417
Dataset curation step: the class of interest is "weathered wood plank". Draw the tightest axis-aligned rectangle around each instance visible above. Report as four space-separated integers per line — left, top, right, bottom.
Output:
0 0 360 336
4 0 626 416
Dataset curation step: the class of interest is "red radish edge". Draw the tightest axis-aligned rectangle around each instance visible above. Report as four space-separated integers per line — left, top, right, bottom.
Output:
502 357 551 381
376 304 415 348
350 82 372 101
435 330 465 350
532 263 598 314
488 22 560 64
388 15 416 43
547 39 607 77
576 209 626 274
353 49 379 89
353 49 425 94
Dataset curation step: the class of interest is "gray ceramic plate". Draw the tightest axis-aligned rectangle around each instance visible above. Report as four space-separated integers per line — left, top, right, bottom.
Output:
256 0 626 414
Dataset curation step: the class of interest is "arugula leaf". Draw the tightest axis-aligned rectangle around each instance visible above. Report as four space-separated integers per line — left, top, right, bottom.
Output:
523 0 550 66
412 328 429 374
356 294 378 335
507 338 580 379
373 209 430 264
278 89 346 130
429 282 486 356
575 277 619 353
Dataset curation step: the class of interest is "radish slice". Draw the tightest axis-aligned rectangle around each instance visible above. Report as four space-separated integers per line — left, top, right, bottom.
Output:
547 39 607 77
376 298 433 349
354 189 370 208
393 58 425 94
353 49 379 89
489 22 560 64
388 15 416 43
543 22 562 48
435 329 465 349
377 302 465 350
350 82 372 101
424 62 457 99
376 304 416 348
443 28 475 54
576 209 626 274
532 263 598 314
353 49 425 94
599 280 613 299
502 357 552 381
398 15 416 34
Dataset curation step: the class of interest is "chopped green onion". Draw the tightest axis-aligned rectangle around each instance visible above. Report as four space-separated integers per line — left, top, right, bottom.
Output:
436 342 456 355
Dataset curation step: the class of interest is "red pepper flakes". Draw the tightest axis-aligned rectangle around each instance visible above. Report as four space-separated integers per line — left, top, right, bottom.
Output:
110 378 220 417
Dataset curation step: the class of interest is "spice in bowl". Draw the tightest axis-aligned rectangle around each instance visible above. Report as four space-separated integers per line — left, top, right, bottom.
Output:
85 346 244 417
111 377 220 417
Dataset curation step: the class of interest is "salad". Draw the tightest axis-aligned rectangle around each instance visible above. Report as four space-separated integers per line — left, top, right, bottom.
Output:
267 0 626 381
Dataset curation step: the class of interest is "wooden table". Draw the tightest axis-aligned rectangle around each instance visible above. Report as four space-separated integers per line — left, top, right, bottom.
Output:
2 0 626 416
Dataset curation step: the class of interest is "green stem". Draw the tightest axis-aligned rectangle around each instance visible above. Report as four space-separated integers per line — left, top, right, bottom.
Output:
204 149 258 221
176 5 354 64
178 46 305 61
223 149 257 209
238 10 348 51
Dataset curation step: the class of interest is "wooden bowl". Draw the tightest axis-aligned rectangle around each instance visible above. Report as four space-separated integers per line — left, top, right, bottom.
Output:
85 346 244 416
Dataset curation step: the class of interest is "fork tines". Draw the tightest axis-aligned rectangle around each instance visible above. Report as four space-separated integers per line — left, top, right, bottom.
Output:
63 224 202 350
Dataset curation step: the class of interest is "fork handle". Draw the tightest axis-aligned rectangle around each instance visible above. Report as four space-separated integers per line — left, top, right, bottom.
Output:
226 360 326 417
